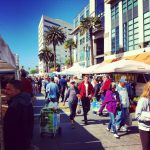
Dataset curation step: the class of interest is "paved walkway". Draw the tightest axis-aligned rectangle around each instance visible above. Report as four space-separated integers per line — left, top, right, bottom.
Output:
32 94 142 150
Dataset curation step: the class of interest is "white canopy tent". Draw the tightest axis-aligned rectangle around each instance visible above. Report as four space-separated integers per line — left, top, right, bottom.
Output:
60 64 86 75
82 62 108 74
93 59 150 74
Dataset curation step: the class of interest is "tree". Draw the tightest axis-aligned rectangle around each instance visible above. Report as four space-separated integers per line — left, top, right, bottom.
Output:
30 69 38 75
64 38 76 66
64 58 71 66
44 26 66 70
80 16 102 65
38 46 54 72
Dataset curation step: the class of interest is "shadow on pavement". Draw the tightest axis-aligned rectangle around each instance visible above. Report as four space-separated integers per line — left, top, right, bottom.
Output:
32 99 105 150
119 125 139 137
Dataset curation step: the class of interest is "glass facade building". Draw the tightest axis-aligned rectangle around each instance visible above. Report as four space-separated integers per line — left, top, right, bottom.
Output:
105 0 150 62
122 0 139 51
143 0 150 44
111 3 119 54
73 5 90 67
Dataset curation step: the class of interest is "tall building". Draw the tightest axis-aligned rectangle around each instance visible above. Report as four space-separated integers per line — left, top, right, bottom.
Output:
72 0 104 67
38 15 73 73
72 4 90 68
90 0 105 64
104 0 150 61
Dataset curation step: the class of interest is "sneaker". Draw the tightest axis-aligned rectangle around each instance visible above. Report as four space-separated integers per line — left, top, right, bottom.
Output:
121 126 128 132
113 134 119 138
106 128 110 131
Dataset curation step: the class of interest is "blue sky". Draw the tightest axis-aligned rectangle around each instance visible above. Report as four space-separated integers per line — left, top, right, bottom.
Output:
0 0 89 70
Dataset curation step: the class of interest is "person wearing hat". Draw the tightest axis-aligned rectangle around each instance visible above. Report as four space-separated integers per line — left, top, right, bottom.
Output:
64 80 79 128
116 76 130 132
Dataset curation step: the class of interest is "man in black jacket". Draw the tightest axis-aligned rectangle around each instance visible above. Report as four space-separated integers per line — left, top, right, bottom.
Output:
4 80 34 150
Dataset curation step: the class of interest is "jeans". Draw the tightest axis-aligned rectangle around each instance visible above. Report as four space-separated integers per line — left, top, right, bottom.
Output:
81 97 90 121
108 112 117 134
61 87 66 102
116 107 128 128
68 101 77 120
139 129 150 150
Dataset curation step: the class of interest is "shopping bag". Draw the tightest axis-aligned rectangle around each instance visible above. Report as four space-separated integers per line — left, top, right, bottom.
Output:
125 112 132 126
91 99 100 112
76 100 82 114
76 104 81 114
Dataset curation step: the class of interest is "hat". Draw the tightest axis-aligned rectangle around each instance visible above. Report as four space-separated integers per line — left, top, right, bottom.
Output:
119 76 127 83
70 80 75 84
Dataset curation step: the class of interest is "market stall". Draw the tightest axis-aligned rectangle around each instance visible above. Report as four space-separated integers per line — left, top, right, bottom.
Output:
93 59 150 74
60 64 85 75
0 36 17 150
82 62 108 74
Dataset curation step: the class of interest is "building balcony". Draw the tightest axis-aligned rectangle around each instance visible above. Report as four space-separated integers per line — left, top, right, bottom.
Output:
105 0 116 4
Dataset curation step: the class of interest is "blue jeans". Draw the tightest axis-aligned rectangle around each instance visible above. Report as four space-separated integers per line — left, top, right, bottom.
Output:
108 112 117 134
116 107 128 128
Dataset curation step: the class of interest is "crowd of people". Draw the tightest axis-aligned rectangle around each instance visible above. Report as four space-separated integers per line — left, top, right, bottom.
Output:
1 71 150 150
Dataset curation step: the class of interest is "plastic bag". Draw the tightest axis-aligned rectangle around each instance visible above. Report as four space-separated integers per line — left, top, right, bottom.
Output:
76 100 82 114
91 98 101 112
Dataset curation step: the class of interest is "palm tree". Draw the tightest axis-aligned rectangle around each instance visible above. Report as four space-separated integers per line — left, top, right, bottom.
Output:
80 16 102 65
64 38 76 67
38 46 54 72
44 26 66 69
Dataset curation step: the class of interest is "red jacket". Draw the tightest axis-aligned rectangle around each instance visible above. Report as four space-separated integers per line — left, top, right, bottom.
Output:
101 79 112 91
21 78 33 97
78 81 94 99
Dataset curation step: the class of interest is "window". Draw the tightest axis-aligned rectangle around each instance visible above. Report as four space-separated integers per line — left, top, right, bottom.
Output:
80 14 84 21
144 11 150 42
44 20 60 27
123 0 139 51
111 4 119 54
75 19 79 28
86 9 89 17
95 0 104 16
79 50 85 61
123 23 128 51
86 32 89 42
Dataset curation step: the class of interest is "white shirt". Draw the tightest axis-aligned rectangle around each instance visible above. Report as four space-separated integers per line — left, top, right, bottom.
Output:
84 83 88 97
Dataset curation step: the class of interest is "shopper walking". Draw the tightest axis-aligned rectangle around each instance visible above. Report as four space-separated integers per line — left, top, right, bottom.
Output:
4 80 34 150
46 77 59 103
59 75 67 102
116 77 130 132
78 75 94 125
64 80 79 128
93 78 101 101
135 81 150 150
99 83 120 138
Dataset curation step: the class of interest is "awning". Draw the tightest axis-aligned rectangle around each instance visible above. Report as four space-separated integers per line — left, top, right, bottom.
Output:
124 52 150 65
0 36 16 72
104 51 150 65
93 59 150 74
